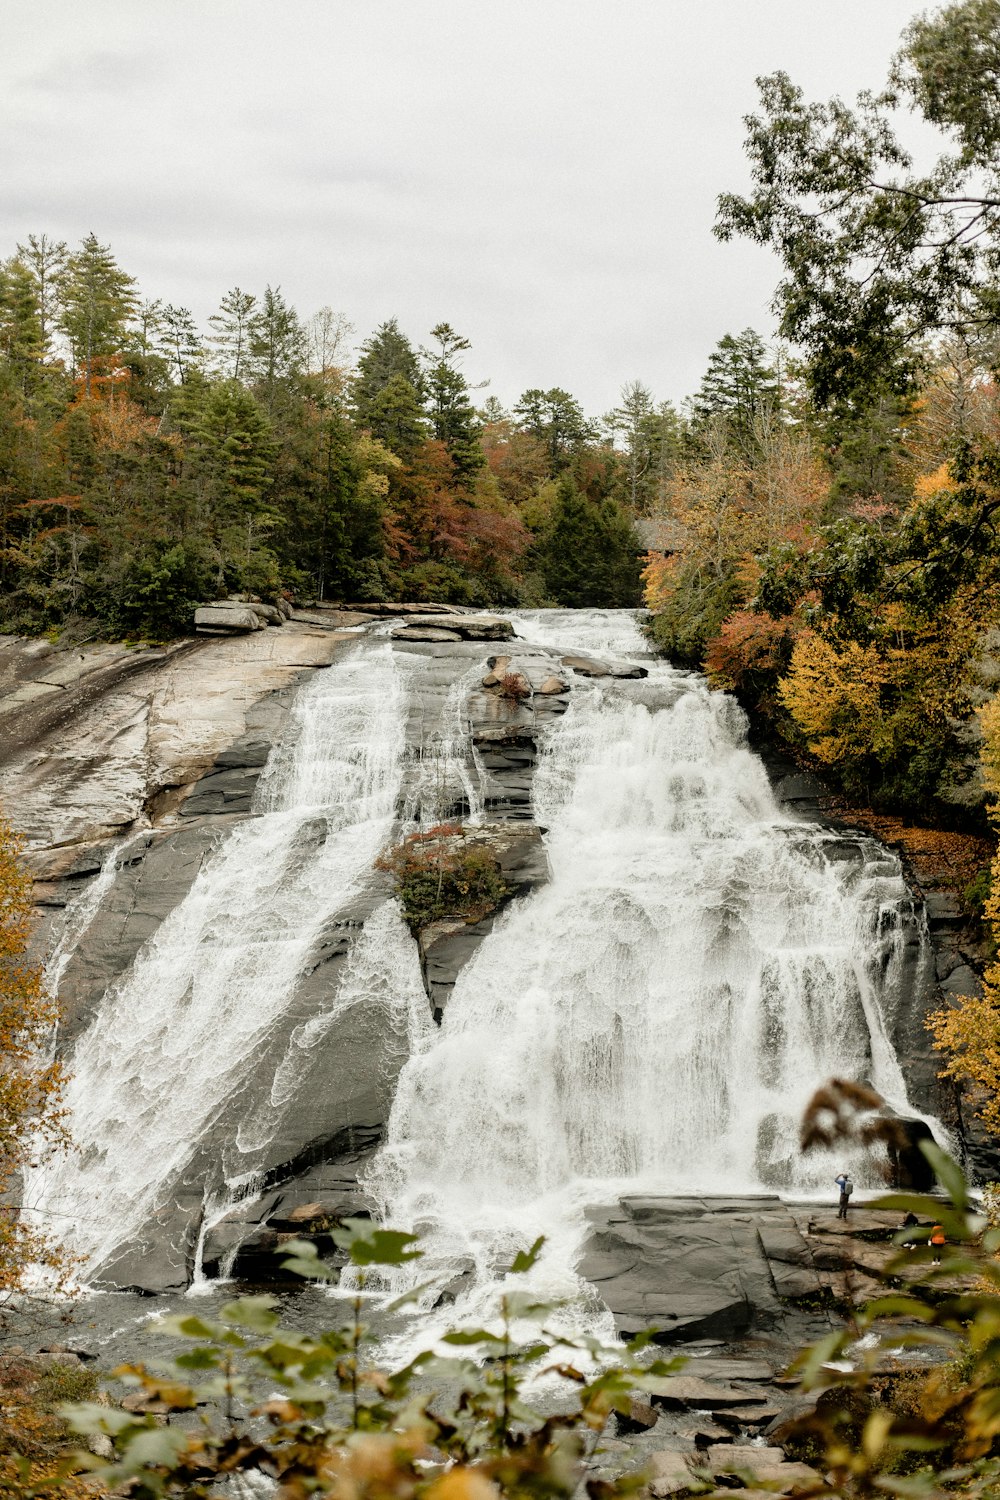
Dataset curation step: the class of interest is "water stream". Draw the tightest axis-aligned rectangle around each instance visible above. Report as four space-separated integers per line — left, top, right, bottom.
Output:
25 640 407 1278
26 610 936 1316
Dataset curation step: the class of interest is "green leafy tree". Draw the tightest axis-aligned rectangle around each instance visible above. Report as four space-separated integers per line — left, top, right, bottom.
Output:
716 0 1000 406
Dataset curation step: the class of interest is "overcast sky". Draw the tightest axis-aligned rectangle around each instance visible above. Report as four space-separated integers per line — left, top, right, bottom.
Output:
3 1 928 414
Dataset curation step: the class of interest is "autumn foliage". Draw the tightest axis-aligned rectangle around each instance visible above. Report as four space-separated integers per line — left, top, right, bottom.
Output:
0 810 70 1297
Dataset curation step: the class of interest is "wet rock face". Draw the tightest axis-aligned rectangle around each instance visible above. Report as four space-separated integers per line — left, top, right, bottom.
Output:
578 1196 804 1342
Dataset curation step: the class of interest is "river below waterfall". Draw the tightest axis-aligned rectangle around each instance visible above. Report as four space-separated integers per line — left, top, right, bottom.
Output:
18 607 941 1356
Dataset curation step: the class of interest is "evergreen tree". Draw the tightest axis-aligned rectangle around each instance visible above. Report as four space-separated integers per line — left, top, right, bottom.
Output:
352 317 425 427
514 387 595 473
251 284 306 408
534 475 642 606
692 329 780 456
0 257 45 391
15 233 66 354
58 233 139 397
605 379 657 510
364 372 428 459
159 304 203 384
422 321 484 479
208 287 259 382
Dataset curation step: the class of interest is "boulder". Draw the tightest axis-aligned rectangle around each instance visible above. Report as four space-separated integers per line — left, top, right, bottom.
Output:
609 663 649 679
578 1197 785 1341
536 675 570 695
396 615 514 641
391 626 463 642
194 605 261 634
482 656 511 687
647 1450 698 1497
647 1377 771 1410
560 653 610 677
245 602 284 627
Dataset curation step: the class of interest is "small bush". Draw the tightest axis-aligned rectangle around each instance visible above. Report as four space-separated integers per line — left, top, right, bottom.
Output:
497 670 530 702
376 828 512 935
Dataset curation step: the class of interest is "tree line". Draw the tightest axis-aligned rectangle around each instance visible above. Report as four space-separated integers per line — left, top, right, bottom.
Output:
0 239 664 635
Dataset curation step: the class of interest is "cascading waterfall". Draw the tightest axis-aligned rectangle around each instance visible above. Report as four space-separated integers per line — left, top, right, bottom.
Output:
365 614 935 1327
25 640 407 1279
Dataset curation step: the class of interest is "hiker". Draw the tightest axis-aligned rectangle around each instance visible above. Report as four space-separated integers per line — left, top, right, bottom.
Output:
835 1171 854 1219
901 1211 919 1249
930 1223 946 1264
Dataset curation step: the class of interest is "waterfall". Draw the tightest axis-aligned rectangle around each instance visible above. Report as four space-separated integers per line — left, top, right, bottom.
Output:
364 617 936 1326
25 640 407 1279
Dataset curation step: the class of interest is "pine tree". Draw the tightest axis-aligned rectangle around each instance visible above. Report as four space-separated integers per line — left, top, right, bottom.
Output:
15 233 67 355
58 233 139 397
605 379 657 510
353 317 425 428
208 287 259 382
422 322 484 479
364 372 428 459
692 329 780 456
250 285 306 409
0 257 45 391
159 304 203 384
534 475 642 606
514 387 595 473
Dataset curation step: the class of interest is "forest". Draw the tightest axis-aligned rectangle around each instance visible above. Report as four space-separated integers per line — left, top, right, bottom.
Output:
3 0 998 848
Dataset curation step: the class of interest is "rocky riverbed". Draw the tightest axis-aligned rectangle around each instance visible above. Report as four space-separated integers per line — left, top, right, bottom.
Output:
0 603 972 1462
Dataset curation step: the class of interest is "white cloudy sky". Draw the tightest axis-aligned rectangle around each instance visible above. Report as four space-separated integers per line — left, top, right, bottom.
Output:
3 1 927 413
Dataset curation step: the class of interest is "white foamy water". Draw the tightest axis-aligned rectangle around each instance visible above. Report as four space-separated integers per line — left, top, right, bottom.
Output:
364 612 935 1334
25 641 407 1277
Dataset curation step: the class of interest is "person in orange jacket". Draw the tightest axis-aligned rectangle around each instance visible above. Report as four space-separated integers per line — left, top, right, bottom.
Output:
930 1224 946 1264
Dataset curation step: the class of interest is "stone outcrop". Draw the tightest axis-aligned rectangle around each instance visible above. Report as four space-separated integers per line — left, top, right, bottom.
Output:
392 614 515 642
194 604 263 633
417 824 549 1018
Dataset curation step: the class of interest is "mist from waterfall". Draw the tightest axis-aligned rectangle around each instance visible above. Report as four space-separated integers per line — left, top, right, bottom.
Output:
25 641 407 1278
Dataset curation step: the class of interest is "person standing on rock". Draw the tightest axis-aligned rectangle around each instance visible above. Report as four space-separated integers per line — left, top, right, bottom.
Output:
835 1172 853 1219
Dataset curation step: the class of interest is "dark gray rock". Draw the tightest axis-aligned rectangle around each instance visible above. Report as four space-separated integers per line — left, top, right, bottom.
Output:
578 1197 786 1342
560 653 610 677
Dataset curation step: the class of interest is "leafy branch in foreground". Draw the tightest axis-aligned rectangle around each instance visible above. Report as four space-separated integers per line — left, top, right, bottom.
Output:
57 1220 677 1500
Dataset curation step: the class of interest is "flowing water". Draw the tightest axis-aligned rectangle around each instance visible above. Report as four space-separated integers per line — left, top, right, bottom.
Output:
27 611 936 1319
25 641 407 1278
362 610 935 1334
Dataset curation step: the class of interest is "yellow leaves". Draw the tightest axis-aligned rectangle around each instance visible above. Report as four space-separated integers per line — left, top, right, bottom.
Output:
914 461 957 501
424 1467 502 1500
778 632 889 764
641 553 678 613
778 597 982 770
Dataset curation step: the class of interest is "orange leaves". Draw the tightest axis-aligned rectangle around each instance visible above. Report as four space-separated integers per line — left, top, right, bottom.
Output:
704 609 800 694
0 809 71 1292
640 552 678 613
